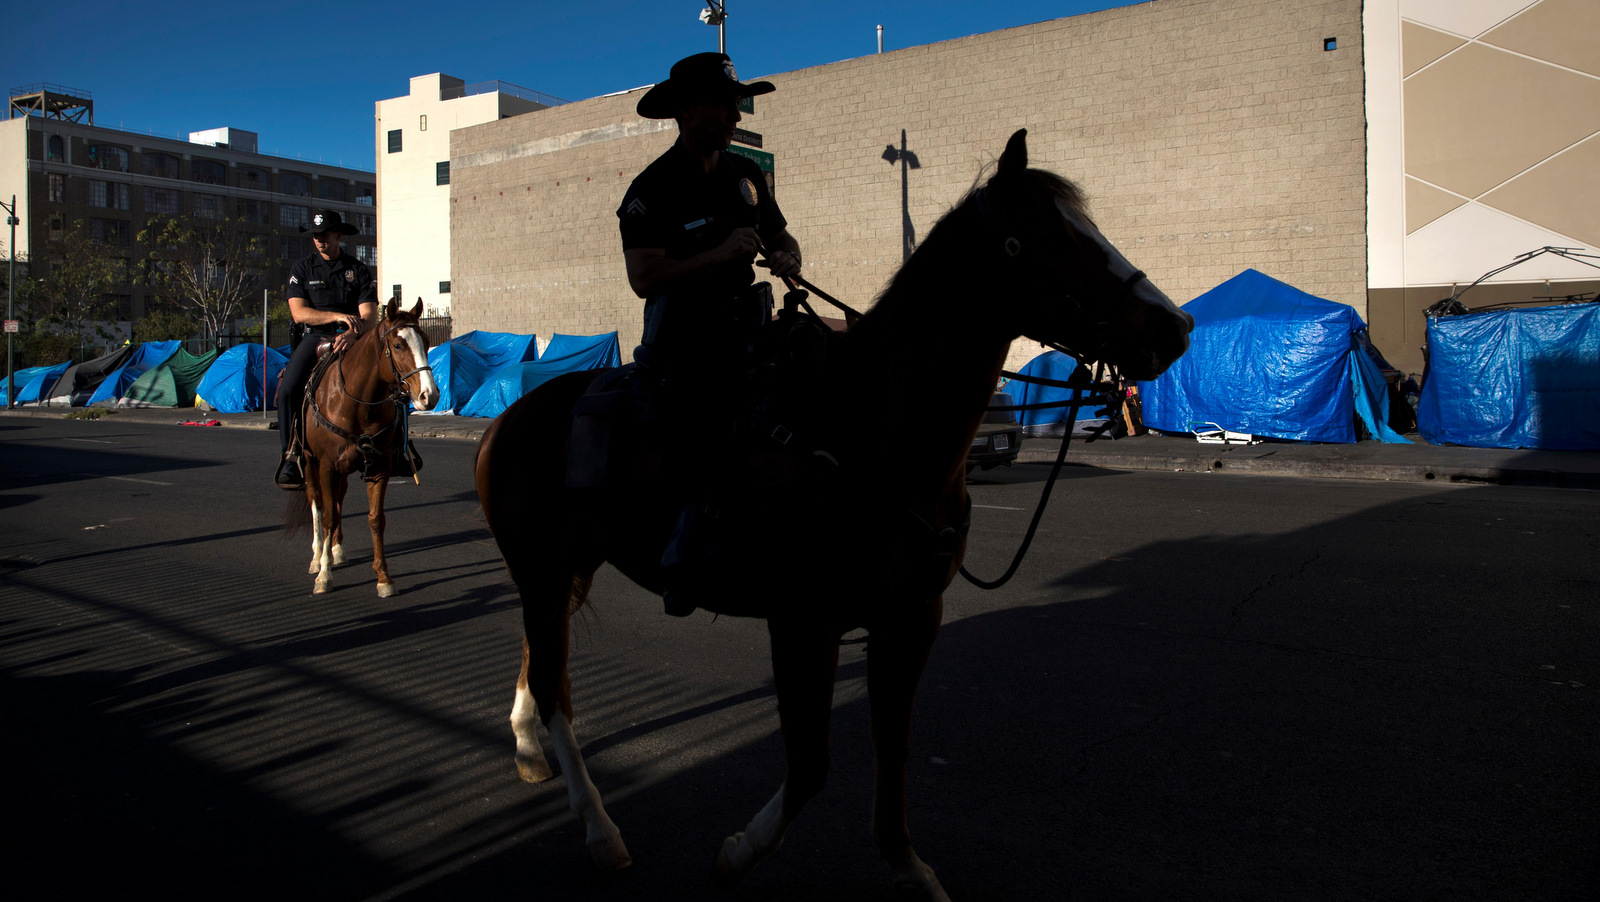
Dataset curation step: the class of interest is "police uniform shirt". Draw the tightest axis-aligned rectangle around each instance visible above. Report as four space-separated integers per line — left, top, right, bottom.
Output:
617 141 786 298
286 251 377 331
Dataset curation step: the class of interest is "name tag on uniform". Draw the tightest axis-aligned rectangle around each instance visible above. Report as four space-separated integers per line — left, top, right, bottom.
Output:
309 281 325 287
683 218 709 231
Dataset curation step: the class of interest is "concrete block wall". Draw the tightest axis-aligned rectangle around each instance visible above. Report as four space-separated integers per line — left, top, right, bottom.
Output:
452 0 1366 369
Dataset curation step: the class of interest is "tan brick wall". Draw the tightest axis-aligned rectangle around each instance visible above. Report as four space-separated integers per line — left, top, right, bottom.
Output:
452 0 1366 370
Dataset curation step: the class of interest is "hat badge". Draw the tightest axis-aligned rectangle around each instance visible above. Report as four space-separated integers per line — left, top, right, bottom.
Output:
724 61 738 82
313 214 325 227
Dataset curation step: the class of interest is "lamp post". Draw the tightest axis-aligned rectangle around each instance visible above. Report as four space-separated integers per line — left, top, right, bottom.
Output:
2 194 16 409
700 1 727 53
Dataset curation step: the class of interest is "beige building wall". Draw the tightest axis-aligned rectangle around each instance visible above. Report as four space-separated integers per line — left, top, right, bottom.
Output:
452 0 1368 371
1366 0 1600 375
1 118 36 262
376 74 548 315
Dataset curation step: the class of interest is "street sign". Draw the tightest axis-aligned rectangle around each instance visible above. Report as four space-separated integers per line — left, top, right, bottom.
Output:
3 320 18 333
738 96 753 114
725 145 773 173
732 128 763 148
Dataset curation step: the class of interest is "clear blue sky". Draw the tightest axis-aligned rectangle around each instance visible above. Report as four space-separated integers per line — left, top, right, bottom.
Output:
9 1 1139 173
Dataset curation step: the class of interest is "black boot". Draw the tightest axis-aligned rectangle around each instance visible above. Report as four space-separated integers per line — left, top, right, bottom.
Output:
659 503 721 617
275 453 304 490
392 440 423 478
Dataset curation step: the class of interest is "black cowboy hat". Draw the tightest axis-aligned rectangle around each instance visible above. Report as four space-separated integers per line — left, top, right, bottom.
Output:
637 52 775 120
300 210 359 235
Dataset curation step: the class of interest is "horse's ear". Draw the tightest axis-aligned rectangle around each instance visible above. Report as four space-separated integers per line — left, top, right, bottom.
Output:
999 128 1028 174
409 297 424 319
384 295 400 320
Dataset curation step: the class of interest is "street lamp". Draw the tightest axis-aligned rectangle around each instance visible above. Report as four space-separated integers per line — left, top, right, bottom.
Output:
2 194 16 410
699 1 727 54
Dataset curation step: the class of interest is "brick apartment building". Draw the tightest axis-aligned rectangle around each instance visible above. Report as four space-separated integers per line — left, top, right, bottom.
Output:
1 83 377 328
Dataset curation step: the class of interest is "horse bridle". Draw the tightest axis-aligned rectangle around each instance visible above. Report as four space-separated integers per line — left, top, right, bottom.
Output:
335 319 434 408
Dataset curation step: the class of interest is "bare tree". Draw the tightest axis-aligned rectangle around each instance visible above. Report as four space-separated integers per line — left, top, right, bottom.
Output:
36 219 126 351
139 216 268 350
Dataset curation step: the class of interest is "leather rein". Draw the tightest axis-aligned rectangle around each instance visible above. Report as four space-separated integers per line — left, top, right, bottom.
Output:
307 321 433 449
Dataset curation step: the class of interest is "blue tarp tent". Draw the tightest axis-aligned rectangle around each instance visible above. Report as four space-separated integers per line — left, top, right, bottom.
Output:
88 341 181 407
418 330 537 415
460 332 621 418
1 361 70 406
1138 269 1408 443
1003 350 1105 434
1417 304 1600 450
196 344 289 413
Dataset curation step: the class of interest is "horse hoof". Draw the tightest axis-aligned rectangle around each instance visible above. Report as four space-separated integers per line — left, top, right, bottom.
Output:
313 578 330 595
376 582 395 598
890 858 950 902
515 753 553 783
712 833 750 888
332 546 345 566
307 562 320 574
587 832 632 871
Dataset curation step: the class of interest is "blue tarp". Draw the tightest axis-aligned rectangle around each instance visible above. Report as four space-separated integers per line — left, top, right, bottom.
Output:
1138 269 1408 443
460 332 621 418
1417 304 1600 450
1 361 70 406
88 341 181 407
196 344 289 413
1003 351 1104 434
419 330 537 415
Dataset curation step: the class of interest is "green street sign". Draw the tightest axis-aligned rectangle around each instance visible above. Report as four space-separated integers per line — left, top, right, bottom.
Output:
726 144 773 173
738 96 754 114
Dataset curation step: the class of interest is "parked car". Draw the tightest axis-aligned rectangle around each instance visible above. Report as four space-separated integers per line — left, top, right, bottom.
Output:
968 391 1023 474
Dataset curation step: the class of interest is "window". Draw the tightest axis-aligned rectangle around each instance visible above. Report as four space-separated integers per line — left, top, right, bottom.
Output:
354 185 375 205
142 152 180 179
47 135 65 162
387 129 402 153
48 214 64 239
89 145 130 172
240 166 270 190
48 173 65 203
355 244 376 265
144 187 180 215
279 203 309 229
191 158 227 185
89 180 130 210
280 171 310 197
439 281 450 294
280 236 311 260
436 161 449 185
317 179 345 202
89 218 130 246
1324 37 1338 51
392 284 402 300
354 212 375 236
237 199 270 224
106 294 134 321
419 114 427 132
194 193 226 220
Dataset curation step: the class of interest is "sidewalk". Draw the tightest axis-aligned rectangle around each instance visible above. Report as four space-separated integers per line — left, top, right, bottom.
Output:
5 406 1599 489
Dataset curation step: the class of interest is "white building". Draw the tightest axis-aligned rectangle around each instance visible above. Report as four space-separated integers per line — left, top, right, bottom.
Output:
374 74 561 316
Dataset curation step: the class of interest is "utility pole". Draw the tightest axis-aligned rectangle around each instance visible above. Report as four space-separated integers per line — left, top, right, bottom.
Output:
3 194 17 409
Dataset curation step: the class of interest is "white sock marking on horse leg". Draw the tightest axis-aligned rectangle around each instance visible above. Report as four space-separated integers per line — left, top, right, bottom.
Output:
722 786 791 876
309 499 324 574
510 683 552 781
546 711 629 868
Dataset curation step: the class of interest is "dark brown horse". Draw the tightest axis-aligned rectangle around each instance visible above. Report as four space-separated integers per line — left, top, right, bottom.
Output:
474 130 1192 899
291 296 439 596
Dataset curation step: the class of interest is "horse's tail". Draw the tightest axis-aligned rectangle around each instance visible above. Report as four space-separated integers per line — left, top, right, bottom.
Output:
284 488 311 537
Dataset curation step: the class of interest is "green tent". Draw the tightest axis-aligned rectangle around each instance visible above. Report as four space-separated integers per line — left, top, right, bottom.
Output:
119 347 220 408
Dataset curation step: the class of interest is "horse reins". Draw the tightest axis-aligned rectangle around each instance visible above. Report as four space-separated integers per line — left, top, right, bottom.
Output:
306 321 434 477
769 260 1123 592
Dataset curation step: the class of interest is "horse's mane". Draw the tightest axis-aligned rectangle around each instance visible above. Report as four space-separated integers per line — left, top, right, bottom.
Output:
861 163 1091 322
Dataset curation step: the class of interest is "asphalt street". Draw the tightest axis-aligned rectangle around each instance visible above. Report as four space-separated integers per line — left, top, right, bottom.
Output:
1 418 1596 901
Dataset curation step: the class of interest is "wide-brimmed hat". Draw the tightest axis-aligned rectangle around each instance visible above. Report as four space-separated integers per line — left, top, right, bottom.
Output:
637 52 775 119
300 210 359 235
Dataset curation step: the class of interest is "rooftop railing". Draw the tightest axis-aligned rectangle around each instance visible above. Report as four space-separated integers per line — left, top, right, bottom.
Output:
440 80 568 108
9 82 92 100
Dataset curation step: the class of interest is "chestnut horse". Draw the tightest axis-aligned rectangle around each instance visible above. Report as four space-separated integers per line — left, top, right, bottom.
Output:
474 130 1191 899
289 296 439 597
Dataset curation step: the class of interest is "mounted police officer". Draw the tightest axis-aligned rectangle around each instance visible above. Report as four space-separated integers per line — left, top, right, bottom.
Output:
274 209 377 489
619 52 804 614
